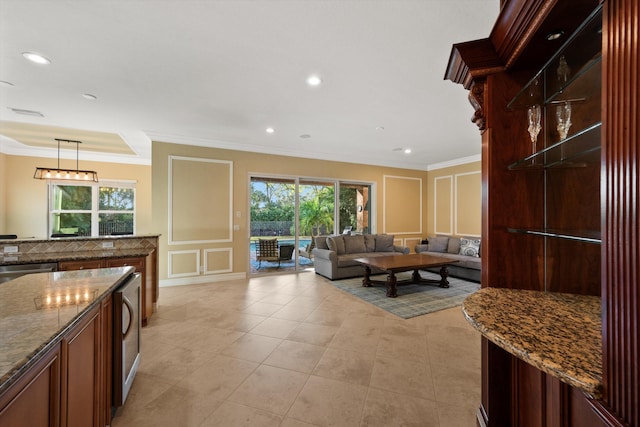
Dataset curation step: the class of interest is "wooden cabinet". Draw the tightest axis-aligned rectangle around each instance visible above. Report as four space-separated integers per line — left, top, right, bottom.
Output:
445 0 638 425
59 256 152 326
0 345 61 427
61 305 101 427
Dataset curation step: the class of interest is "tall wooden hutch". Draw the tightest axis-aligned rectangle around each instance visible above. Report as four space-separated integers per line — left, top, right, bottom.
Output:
445 0 638 425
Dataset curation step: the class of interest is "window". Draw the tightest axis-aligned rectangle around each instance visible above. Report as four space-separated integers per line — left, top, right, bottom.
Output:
49 181 135 237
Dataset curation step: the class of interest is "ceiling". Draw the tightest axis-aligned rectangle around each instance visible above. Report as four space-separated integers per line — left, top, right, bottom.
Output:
0 0 498 171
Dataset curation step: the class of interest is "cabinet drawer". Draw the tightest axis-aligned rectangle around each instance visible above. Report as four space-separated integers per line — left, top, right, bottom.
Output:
59 259 105 271
105 257 145 272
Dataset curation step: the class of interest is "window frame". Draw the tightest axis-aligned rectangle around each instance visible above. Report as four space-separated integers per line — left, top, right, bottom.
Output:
48 179 136 237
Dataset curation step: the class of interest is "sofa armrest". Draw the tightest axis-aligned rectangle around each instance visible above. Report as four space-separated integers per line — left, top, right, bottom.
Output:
312 248 337 261
394 245 410 254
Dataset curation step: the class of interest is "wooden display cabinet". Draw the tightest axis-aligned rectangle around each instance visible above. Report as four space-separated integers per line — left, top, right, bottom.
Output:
445 0 639 425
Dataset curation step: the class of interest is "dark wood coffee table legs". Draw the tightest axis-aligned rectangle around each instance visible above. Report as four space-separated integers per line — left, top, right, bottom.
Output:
361 265 450 298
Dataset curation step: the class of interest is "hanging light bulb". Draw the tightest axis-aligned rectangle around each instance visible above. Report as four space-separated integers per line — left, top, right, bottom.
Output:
33 139 99 182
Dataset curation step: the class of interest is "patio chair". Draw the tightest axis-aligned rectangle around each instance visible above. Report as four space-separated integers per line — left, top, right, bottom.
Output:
256 238 294 268
298 236 316 260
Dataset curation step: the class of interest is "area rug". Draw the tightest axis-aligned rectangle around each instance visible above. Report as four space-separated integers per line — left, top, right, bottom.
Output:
328 271 480 319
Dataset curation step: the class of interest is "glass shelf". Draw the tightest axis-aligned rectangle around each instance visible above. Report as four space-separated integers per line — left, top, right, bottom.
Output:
508 122 601 170
507 228 601 244
507 6 602 111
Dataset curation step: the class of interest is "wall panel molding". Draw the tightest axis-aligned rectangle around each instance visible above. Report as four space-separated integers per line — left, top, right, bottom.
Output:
383 175 422 235
167 249 200 278
204 248 233 274
434 175 453 235
168 155 233 245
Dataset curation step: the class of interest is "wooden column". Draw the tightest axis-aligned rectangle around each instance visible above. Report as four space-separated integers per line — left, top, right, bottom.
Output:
601 0 640 425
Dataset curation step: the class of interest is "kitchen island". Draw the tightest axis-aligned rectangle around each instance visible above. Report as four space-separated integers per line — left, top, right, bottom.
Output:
0 234 158 325
0 267 135 426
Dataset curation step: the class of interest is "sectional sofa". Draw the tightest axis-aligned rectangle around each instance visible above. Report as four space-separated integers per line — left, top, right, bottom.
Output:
414 235 481 282
312 234 409 280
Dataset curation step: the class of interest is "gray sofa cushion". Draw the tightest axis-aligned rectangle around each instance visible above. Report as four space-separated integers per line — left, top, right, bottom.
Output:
428 235 449 253
315 235 329 250
344 235 366 254
375 234 394 252
327 235 345 255
447 237 461 254
364 234 376 252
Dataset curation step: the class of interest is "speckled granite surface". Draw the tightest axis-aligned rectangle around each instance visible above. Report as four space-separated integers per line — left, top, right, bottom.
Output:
462 287 602 398
0 267 134 394
0 235 158 266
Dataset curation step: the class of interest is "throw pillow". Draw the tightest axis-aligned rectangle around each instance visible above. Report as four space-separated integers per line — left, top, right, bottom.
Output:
344 235 366 254
374 234 395 252
428 235 449 253
364 234 376 252
459 238 481 257
315 235 329 250
327 235 346 255
447 237 461 254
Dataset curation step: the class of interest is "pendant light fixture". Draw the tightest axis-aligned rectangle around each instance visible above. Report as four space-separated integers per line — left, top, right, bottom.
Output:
33 138 99 182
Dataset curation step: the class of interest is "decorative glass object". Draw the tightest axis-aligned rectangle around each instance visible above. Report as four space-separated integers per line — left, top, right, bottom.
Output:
556 101 572 141
557 55 571 84
527 104 542 154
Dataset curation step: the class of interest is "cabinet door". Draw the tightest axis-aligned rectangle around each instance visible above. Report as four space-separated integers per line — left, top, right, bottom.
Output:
61 306 101 427
0 346 61 427
58 259 105 271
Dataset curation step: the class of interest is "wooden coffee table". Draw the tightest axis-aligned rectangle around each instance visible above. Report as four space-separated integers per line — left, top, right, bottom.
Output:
354 253 459 298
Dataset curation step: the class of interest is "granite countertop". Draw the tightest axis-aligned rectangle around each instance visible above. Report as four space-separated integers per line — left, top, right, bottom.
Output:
0 267 135 394
0 234 160 244
0 248 155 266
462 287 602 398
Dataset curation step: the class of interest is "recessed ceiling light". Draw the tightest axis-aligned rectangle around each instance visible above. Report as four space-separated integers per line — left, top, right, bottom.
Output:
404 148 412 154
306 75 322 86
9 107 44 117
22 52 51 65
376 126 385 131
545 30 564 41
82 93 97 100
266 127 275 134
0 80 15 87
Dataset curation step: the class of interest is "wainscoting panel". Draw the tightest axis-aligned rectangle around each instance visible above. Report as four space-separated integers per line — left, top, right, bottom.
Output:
168 249 200 278
204 248 233 274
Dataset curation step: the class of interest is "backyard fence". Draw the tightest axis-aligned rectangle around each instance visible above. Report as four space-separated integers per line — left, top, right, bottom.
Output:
251 221 294 236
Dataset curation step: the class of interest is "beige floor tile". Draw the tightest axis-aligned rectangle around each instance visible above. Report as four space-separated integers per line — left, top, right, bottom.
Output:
329 326 381 354
430 362 481 408
205 310 268 332
263 340 326 373
241 301 285 316
287 375 368 427
312 348 375 386
426 325 481 371
304 308 349 327
376 333 430 363
250 317 301 338
113 273 481 427
369 356 436 400
176 354 259 400
360 387 439 427
437 403 478 427
199 401 283 427
286 322 338 346
219 333 282 362
228 365 309 415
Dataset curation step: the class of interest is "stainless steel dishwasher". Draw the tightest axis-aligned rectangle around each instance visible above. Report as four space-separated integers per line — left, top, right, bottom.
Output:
0 262 58 283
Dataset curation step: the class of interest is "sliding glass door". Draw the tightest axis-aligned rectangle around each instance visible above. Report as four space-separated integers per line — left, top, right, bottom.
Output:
249 176 374 275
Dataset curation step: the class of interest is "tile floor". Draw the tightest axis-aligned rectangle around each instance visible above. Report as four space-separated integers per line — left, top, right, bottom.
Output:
111 271 481 427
